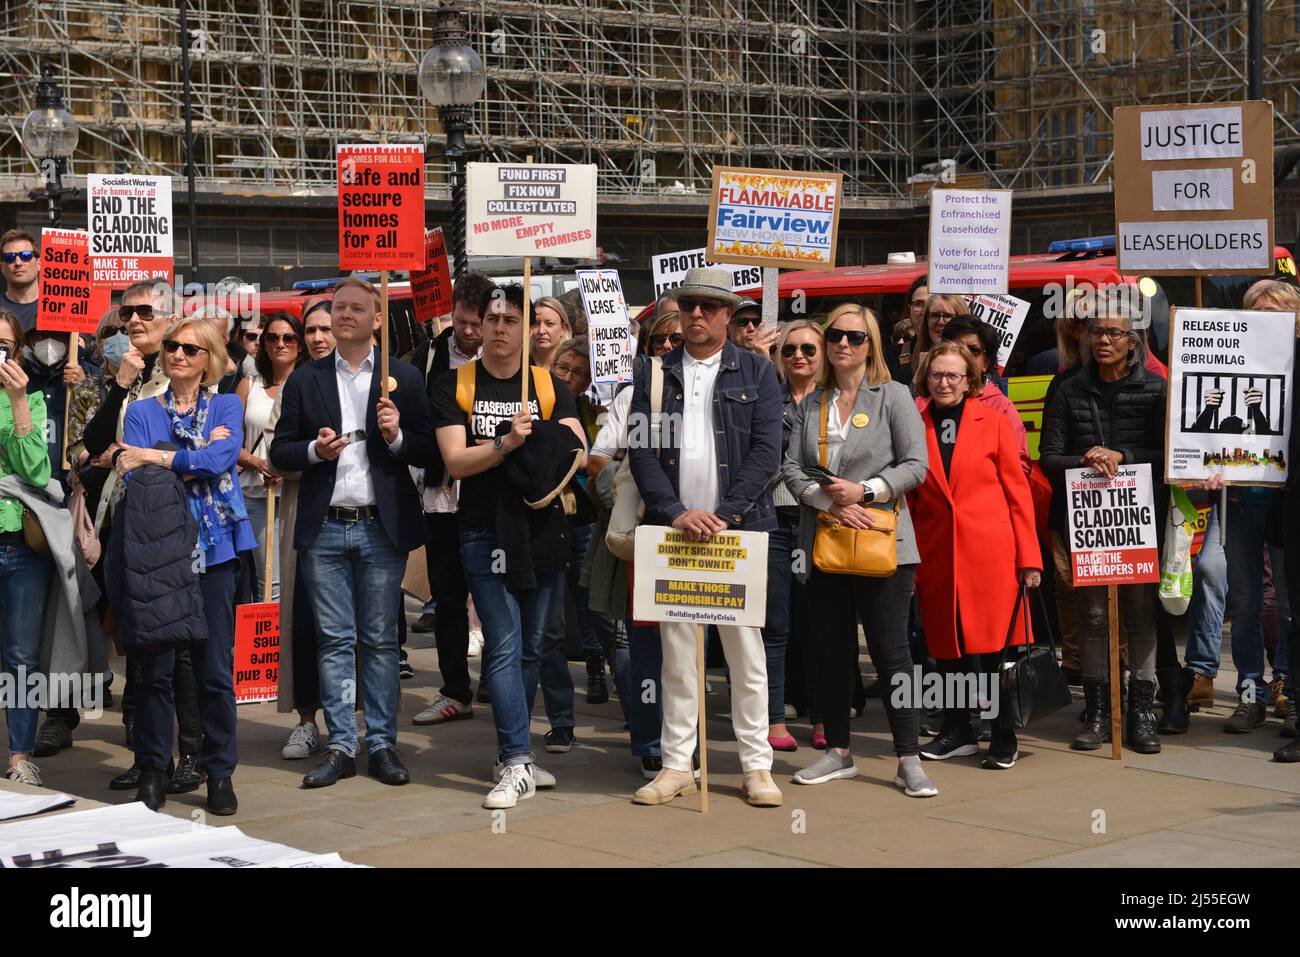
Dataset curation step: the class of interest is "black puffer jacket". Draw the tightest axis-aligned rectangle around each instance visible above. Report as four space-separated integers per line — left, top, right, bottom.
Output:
106 460 208 651
1039 360 1167 480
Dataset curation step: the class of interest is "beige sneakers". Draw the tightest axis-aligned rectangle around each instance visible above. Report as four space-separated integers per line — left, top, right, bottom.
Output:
632 768 697 805
743 769 783 807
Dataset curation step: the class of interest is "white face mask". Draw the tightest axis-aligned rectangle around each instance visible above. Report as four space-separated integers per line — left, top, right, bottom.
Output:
33 338 67 367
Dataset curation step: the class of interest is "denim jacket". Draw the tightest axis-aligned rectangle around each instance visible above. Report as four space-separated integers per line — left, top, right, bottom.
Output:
628 340 782 531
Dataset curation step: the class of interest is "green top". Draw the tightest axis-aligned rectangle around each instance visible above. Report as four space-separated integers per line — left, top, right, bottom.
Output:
0 390 50 533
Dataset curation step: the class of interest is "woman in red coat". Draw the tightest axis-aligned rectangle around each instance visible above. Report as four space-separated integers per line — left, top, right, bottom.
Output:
908 341 1042 770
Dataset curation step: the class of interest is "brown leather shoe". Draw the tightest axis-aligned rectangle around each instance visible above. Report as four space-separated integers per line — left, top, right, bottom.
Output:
632 768 696 805
743 769 783 807
1188 673 1215 708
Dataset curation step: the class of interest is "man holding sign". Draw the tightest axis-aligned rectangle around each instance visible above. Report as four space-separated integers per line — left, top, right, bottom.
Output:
1040 290 1167 755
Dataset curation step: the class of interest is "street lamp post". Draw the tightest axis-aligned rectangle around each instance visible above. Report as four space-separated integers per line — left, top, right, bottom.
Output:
419 3 486 281
21 64 79 228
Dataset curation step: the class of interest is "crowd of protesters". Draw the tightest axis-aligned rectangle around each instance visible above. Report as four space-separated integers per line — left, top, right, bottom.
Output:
1 223 1297 818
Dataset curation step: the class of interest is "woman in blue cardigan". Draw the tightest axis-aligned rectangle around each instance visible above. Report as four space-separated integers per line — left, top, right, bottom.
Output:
116 316 255 815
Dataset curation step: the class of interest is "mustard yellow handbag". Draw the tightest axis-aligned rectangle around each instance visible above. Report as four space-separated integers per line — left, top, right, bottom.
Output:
810 395 899 577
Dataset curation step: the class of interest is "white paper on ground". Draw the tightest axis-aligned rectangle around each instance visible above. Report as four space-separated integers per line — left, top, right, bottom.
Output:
0 788 75 821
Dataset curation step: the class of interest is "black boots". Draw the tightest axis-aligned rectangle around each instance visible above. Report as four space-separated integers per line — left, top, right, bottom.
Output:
1072 682 1110 750
1156 666 1191 734
135 769 168 811
585 653 609 704
1126 678 1162 754
206 777 238 816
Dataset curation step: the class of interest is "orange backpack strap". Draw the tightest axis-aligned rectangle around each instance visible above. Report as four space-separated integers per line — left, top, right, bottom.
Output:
531 365 556 419
455 361 476 417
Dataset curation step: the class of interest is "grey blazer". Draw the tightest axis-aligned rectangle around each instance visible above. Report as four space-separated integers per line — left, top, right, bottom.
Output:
780 378 928 581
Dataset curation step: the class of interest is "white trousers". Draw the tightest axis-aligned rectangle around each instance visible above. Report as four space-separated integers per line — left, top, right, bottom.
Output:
659 621 773 773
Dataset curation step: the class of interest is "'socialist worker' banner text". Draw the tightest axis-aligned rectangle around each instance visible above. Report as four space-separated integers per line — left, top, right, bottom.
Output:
962 293 1029 373
337 144 425 271
706 167 842 272
1166 307 1294 485
1065 464 1160 587
576 269 633 385
928 189 1012 295
465 163 597 259
86 174 174 289
632 526 769 628
650 248 762 299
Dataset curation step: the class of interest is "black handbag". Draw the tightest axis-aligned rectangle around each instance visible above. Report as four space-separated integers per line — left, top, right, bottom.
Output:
997 584 1073 729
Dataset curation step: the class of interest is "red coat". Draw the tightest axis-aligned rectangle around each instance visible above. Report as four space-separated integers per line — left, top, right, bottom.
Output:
907 398 1042 660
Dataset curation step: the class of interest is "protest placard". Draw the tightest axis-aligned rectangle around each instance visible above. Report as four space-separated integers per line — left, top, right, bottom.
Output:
962 292 1030 373
337 144 425 271
576 269 632 384
234 602 279 704
1165 307 1293 485
410 227 453 327
465 162 597 258
928 188 1012 295
649 248 763 299
632 526 769 628
1114 101 1273 275
36 229 110 335
1065 464 1160 587
706 167 841 271
86 174 173 288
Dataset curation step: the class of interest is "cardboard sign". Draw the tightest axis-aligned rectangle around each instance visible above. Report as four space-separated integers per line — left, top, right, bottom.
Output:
234 602 279 704
962 293 1030 373
706 167 842 272
928 188 1012 295
410 227 453 326
1065 464 1160 587
1114 100 1273 275
36 229 110 334
631 526 769 627
86 174 174 289
576 269 632 384
337 144 426 271
649 248 763 299
1166 307 1294 485
465 162 597 258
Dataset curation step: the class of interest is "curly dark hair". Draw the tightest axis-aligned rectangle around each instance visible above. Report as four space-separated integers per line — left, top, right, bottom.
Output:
452 270 497 318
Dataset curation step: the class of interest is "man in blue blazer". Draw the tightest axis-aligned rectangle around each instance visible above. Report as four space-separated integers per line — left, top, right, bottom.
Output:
271 277 437 789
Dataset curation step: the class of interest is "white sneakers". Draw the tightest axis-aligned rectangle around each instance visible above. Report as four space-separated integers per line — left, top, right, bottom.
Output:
467 630 484 657
493 759 555 789
6 760 41 786
483 763 536 809
281 722 320 760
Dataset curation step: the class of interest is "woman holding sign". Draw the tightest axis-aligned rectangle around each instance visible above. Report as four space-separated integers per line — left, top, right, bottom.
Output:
1039 291 1166 755
909 341 1041 770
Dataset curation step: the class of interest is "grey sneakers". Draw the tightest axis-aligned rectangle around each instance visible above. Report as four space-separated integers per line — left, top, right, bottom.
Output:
894 756 938 797
792 750 857 785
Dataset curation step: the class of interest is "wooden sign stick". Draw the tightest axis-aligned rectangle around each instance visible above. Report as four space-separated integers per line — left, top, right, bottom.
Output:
61 332 77 471
1108 584 1123 760
380 269 391 399
520 155 534 409
263 483 276 601
696 622 710 813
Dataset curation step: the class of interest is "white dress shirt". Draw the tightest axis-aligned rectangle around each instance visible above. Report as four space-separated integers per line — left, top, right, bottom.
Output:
678 348 723 513
306 348 403 507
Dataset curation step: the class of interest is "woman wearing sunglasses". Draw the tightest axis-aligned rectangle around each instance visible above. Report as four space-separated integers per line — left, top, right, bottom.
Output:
115 316 256 814
781 303 935 797
769 320 825 750
236 312 305 603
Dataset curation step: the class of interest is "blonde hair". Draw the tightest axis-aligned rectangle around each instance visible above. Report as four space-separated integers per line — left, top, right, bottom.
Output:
162 317 229 386
1243 280 1300 335
914 294 971 354
821 303 890 389
332 276 381 315
774 319 824 383
913 341 981 399
533 296 573 361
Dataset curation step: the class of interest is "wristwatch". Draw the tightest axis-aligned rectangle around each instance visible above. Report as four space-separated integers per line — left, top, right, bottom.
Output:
860 482 876 505
492 434 507 455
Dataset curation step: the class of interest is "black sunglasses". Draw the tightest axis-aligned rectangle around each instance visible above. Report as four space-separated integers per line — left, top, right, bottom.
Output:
263 332 299 346
825 328 868 346
119 304 156 321
240 331 260 342
731 314 761 328
1 251 36 264
648 333 684 351
676 298 726 315
781 343 818 359
98 324 125 339
163 339 209 358
962 344 986 356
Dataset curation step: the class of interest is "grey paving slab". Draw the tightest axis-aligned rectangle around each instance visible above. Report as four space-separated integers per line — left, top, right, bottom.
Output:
1033 829 1300 868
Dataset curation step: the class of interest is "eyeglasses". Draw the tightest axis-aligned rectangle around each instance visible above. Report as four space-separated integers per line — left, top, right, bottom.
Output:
927 311 958 321
928 372 965 384
98 324 124 339
263 332 298 346
553 362 586 378
240 331 260 342
163 339 209 358
825 328 868 346
1 251 36 264
962 344 986 356
119 304 157 321
781 343 818 359
1089 326 1131 342
648 333 684 351
731 314 761 328
676 298 726 315
909 298 927 310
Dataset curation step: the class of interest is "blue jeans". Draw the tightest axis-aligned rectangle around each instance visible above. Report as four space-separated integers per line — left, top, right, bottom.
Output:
460 529 559 765
537 579 575 731
763 523 794 725
625 622 663 757
1224 496 1290 702
1184 504 1227 680
0 541 54 755
299 517 407 758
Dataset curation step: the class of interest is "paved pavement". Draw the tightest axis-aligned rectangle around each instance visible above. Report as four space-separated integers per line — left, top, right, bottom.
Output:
15 624 1300 868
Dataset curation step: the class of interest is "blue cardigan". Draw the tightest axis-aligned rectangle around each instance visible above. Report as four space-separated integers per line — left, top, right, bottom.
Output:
123 392 256 568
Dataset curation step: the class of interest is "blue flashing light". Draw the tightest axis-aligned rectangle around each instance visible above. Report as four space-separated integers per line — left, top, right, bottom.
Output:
291 273 380 291
1047 235 1116 254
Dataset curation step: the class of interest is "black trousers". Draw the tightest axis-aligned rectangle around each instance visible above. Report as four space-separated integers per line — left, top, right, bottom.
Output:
291 555 321 712
810 565 919 755
425 512 472 705
123 648 203 756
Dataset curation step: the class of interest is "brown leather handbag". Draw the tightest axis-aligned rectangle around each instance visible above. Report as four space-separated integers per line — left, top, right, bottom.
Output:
810 395 899 577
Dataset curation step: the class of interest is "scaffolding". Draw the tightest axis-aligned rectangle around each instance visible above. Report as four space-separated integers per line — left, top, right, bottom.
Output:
1 0 1298 204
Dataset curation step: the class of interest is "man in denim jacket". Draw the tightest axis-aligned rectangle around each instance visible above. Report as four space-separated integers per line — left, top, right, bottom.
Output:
627 267 784 808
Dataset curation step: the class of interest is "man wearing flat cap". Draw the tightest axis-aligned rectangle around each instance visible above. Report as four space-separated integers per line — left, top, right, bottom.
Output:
627 267 784 808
